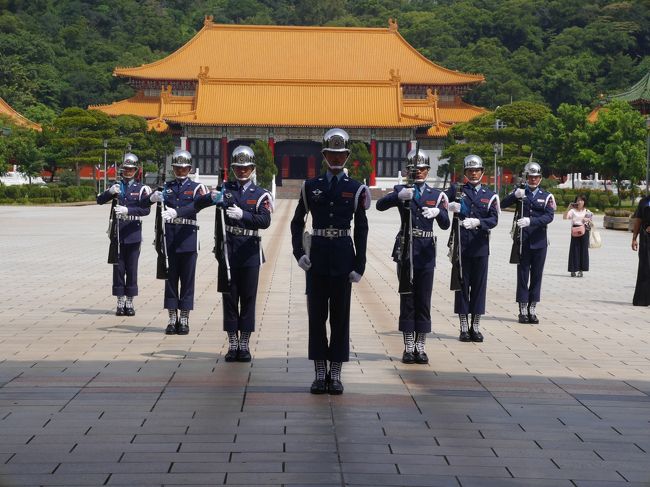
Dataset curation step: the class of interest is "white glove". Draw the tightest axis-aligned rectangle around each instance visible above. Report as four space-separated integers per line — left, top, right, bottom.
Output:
162 208 177 221
462 218 480 229
226 204 243 220
421 207 440 219
349 271 362 283
516 217 530 228
109 183 121 195
448 202 461 213
397 187 414 201
298 255 312 271
150 191 163 203
114 205 128 216
211 187 223 204
514 188 526 199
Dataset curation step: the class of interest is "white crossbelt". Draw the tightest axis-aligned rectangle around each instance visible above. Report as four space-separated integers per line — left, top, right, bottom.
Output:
312 228 351 238
226 225 259 237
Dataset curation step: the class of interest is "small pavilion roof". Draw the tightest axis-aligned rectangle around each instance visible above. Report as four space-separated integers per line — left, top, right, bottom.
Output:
114 19 484 87
0 97 42 131
611 71 650 104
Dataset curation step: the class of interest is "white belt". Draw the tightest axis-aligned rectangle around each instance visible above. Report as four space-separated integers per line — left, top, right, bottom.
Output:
170 217 198 226
412 229 434 238
116 214 141 221
226 225 259 237
312 228 351 238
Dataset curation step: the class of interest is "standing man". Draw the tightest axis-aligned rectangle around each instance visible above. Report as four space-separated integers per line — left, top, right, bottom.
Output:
376 149 449 364
631 193 650 306
447 155 500 342
147 149 207 335
195 146 273 361
501 161 555 323
290 128 370 395
96 153 151 316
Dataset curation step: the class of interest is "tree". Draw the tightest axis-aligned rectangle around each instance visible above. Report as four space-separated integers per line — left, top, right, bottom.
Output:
347 141 372 183
251 139 276 190
51 108 115 185
588 100 647 197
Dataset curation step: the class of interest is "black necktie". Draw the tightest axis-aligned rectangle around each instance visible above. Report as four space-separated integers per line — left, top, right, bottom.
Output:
330 176 338 193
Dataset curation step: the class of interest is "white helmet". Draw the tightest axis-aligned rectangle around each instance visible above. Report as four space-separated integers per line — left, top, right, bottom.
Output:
121 153 139 169
524 161 542 177
231 145 256 182
171 149 192 168
322 128 351 170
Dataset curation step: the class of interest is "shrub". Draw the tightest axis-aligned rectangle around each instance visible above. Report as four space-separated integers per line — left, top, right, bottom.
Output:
4 185 25 199
608 194 619 206
29 197 54 204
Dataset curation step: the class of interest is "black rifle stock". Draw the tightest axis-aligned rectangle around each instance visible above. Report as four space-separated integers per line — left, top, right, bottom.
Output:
107 197 119 264
448 190 464 291
509 181 526 264
212 185 232 293
154 185 169 279
397 151 418 295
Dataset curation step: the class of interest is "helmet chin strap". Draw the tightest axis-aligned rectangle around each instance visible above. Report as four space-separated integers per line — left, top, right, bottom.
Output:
232 167 255 182
325 156 349 171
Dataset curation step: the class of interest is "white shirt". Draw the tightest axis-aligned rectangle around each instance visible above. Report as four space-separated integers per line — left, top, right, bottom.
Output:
567 208 591 225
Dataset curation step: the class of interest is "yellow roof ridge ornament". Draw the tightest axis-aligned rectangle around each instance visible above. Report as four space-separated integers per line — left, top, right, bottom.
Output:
427 88 441 126
389 69 401 83
204 15 214 26
388 18 398 31
198 65 210 80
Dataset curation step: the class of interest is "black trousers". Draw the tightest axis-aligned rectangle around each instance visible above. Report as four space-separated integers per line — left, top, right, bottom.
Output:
398 267 434 333
454 255 489 315
633 231 650 306
307 273 351 362
568 231 589 272
222 266 260 332
516 246 547 303
164 251 198 310
112 242 140 297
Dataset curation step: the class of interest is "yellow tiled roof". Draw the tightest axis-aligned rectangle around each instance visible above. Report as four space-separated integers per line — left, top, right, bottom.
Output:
114 20 484 86
162 77 433 128
0 97 42 131
89 90 195 119
437 100 487 123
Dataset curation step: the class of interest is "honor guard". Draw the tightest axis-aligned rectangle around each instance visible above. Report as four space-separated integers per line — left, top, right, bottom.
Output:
290 128 370 395
147 149 207 335
502 161 555 323
376 149 450 364
446 154 500 342
96 153 151 316
194 145 273 362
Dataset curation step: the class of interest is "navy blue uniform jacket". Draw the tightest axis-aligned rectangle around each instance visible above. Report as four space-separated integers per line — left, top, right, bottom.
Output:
290 174 369 277
376 183 450 270
195 181 272 268
502 187 555 249
96 181 151 245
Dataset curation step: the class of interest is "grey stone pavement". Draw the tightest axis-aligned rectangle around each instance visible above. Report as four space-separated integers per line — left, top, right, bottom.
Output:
0 199 649 487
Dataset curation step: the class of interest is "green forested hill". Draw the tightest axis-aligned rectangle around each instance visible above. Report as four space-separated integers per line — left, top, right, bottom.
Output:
1 0 649 123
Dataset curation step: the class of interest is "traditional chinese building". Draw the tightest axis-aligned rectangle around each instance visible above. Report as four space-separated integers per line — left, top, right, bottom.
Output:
588 71 650 122
91 17 486 185
0 97 42 132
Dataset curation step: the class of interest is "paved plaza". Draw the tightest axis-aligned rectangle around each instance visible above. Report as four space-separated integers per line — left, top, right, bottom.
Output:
0 200 649 487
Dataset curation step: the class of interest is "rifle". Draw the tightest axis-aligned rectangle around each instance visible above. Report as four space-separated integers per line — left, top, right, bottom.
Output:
107 181 122 265
447 189 464 291
213 185 232 292
509 179 526 264
154 185 169 279
397 160 417 295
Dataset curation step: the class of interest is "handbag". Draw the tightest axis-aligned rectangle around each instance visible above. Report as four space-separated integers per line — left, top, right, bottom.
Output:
589 225 602 249
571 224 585 237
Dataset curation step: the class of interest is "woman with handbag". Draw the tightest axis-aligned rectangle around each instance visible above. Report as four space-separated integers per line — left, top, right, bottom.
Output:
563 195 592 277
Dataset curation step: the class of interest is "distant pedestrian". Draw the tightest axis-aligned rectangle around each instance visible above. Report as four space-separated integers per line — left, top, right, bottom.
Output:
632 194 650 306
563 194 592 277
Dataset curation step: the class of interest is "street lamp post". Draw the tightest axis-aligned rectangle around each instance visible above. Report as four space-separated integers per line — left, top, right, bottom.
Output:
103 140 108 192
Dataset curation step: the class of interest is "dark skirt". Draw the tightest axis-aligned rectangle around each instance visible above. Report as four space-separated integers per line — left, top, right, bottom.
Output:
633 231 650 306
568 229 589 272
